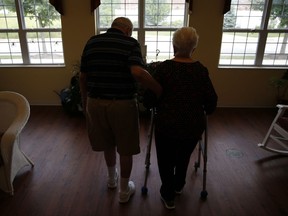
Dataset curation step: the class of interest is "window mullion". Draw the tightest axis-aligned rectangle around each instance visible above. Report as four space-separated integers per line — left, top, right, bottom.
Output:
184 1 189 26
138 0 146 62
15 0 30 64
255 0 273 66
255 31 267 66
262 0 273 30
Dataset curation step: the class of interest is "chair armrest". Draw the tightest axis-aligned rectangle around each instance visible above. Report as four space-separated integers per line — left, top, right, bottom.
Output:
0 114 29 165
276 104 288 109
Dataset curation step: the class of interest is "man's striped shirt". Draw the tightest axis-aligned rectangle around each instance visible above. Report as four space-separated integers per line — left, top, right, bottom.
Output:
80 28 145 99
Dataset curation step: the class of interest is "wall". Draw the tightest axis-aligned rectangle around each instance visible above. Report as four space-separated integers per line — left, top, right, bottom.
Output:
0 0 285 107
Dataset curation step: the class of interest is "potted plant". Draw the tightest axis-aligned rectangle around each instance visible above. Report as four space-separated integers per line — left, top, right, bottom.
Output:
270 69 288 104
55 62 83 116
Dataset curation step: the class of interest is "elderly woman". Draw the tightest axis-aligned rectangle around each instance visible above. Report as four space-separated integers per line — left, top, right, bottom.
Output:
144 27 218 209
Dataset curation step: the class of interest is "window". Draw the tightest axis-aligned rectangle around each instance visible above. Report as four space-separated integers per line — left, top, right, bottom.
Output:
220 0 288 67
0 0 64 65
96 0 188 63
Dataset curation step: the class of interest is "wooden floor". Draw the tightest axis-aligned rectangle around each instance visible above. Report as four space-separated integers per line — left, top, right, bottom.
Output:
0 106 288 216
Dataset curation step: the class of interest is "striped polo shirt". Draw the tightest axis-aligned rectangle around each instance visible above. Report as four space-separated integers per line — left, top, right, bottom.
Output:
80 28 145 99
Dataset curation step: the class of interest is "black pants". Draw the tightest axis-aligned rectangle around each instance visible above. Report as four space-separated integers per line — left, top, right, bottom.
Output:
155 133 199 200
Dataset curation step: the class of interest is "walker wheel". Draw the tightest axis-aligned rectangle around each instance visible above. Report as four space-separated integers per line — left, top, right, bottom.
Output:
141 186 148 195
200 190 208 200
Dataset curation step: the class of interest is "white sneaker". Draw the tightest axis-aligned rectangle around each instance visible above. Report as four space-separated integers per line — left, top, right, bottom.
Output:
119 181 135 203
107 169 118 189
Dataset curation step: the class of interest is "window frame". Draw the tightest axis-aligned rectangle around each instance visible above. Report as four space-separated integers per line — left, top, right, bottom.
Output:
95 0 189 63
219 0 288 68
0 0 64 66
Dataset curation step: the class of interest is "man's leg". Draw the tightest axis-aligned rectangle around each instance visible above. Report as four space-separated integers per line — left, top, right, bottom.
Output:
118 154 135 203
120 155 132 192
104 146 118 189
119 155 132 178
104 146 117 167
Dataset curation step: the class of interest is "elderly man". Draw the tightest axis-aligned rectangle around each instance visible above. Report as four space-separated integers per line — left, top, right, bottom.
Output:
80 17 162 204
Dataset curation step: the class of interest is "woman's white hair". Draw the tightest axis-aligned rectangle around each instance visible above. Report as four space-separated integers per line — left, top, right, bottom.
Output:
173 27 199 57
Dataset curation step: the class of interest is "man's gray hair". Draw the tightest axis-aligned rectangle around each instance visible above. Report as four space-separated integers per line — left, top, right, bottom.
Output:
111 17 133 30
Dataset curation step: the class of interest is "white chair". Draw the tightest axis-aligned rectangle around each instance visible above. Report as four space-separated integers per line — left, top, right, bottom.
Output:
258 104 288 155
0 91 34 195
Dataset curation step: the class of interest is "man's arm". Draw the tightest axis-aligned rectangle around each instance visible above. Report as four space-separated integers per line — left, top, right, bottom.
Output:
130 65 162 98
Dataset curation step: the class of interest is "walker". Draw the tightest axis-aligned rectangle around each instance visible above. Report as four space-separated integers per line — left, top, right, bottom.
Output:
141 108 208 200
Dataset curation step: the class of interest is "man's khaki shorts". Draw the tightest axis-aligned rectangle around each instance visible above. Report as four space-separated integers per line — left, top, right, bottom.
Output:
86 97 140 155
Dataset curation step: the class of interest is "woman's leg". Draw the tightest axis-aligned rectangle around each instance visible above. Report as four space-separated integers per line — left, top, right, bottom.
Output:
155 133 176 201
174 138 198 192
